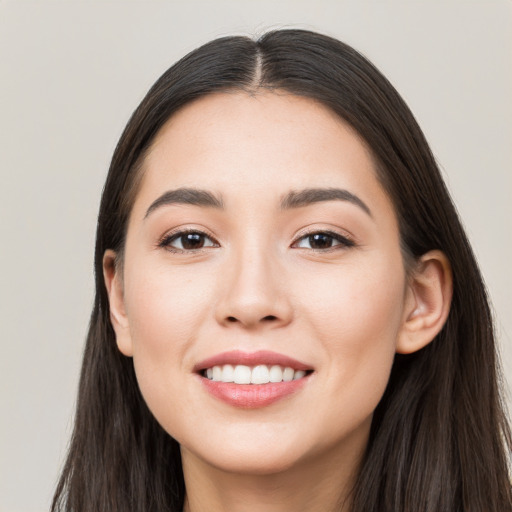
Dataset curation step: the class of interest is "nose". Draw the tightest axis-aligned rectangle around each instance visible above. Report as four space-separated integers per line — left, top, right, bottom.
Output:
214 245 293 330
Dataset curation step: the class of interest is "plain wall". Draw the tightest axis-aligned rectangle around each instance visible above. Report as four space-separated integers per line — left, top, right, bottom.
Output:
0 1 510 510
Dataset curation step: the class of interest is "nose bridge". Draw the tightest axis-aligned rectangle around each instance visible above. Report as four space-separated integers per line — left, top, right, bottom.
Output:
216 234 292 328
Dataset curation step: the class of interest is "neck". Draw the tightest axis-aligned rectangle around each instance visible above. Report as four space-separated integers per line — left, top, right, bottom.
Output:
182 436 366 512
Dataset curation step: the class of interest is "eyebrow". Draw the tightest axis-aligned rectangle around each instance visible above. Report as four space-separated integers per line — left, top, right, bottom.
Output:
144 188 224 218
280 188 372 217
144 186 372 219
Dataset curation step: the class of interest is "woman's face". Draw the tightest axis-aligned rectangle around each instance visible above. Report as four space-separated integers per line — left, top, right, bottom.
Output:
109 92 414 475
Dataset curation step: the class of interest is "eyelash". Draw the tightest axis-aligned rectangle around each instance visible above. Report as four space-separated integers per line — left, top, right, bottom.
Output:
158 229 219 253
291 229 355 251
158 228 355 253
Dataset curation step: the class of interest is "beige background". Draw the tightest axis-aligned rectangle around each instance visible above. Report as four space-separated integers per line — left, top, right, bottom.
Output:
0 1 511 510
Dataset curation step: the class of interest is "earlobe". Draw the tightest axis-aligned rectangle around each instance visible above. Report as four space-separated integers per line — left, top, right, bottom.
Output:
102 250 134 357
396 250 453 354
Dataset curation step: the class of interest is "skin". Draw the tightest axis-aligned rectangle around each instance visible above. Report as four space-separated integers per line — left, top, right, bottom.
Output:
104 92 452 512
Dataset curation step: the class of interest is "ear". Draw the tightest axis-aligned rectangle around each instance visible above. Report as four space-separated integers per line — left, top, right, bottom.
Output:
396 250 453 354
103 249 134 357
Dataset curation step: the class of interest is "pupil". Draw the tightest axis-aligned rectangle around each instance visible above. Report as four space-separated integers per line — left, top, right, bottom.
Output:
309 233 332 249
182 233 204 250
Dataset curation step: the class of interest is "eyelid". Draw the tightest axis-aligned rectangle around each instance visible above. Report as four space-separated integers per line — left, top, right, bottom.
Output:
291 228 356 250
156 225 356 253
157 226 220 252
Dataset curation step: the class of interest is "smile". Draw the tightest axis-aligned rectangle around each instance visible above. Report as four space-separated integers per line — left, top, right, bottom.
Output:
204 364 308 384
195 350 314 408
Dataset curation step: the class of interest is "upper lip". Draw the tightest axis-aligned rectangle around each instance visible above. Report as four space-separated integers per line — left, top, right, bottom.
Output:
193 350 313 373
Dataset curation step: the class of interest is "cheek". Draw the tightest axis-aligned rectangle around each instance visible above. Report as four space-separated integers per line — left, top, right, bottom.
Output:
124 261 213 350
121 262 214 408
297 256 405 418
302 255 405 338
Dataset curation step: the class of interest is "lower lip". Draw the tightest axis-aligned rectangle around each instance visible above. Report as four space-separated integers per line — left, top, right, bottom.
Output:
199 376 310 409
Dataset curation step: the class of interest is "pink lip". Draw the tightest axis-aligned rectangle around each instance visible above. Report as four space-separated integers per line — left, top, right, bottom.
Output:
194 350 313 409
200 379 310 408
193 350 312 372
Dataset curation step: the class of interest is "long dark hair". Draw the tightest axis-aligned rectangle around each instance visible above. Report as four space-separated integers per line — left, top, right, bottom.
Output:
52 29 512 511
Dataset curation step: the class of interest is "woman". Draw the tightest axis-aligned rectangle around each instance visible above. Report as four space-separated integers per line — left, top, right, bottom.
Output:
51 29 512 511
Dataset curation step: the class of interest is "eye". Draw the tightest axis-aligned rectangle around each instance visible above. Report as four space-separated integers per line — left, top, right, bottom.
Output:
292 231 355 250
160 230 218 251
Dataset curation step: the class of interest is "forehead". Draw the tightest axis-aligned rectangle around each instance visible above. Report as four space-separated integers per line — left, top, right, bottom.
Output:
133 91 393 217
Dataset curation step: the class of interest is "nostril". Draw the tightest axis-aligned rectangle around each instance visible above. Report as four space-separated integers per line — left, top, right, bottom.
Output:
225 315 277 323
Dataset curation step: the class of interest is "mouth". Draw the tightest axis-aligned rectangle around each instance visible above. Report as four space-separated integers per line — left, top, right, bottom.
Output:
202 364 311 384
194 350 314 408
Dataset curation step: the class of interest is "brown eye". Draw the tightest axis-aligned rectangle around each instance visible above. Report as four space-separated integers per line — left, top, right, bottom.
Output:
180 233 207 249
293 231 355 250
161 231 217 251
307 233 335 249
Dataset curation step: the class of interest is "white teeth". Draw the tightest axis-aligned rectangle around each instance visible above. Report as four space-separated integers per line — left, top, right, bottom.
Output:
234 365 252 384
283 367 294 382
221 364 234 382
269 365 283 383
205 364 309 384
212 366 222 381
251 365 270 384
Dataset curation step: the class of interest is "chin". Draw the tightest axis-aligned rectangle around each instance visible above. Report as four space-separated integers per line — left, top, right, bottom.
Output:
177 420 314 476
185 442 307 477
